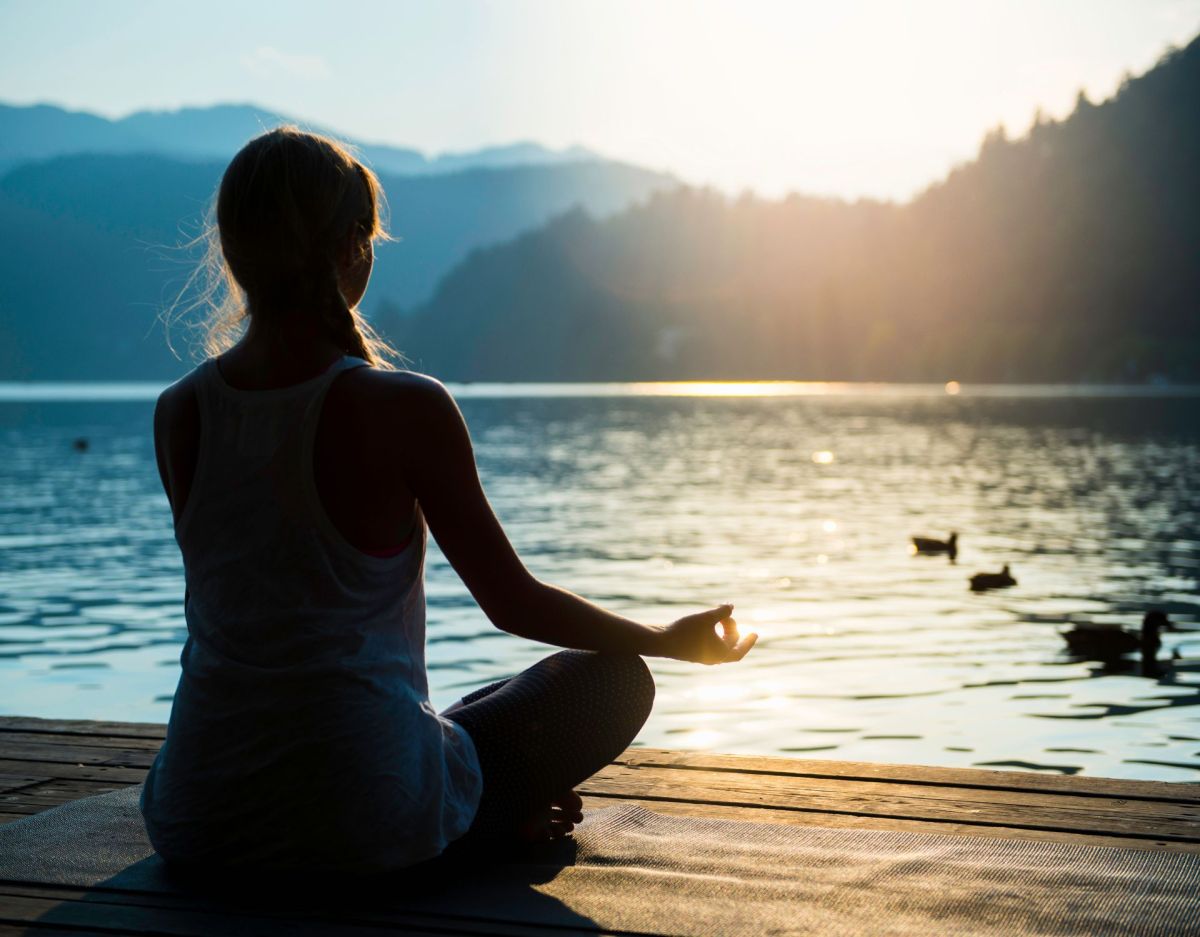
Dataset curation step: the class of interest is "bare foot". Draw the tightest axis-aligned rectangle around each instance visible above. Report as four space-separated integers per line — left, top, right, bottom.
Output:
516 789 584 843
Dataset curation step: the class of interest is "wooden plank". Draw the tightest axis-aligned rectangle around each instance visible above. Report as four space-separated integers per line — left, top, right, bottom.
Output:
6 778 124 800
9 757 1192 847
0 925 97 937
0 774 46 795
578 795 1199 853
0 759 147 785
2 715 1197 854
594 761 1200 827
2 779 127 815
0 891 360 936
0 732 162 753
0 740 157 770
5 785 1187 855
0 716 166 740
4 716 1193 801
578 764 1200 844
0 799 51 816
0 884 615 937
618 748 1200 803
1 790 120 815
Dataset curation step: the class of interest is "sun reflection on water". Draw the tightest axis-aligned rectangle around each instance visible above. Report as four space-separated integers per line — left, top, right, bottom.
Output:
3 391 1199 780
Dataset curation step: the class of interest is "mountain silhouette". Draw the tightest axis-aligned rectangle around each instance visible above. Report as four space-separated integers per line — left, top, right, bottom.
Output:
0 151 675 379
0 102 600 178
3 35 1197 383
393 37 1200 383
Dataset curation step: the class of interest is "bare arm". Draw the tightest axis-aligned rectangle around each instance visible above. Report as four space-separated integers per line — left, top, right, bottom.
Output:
152 378 200 523
400 377 755 664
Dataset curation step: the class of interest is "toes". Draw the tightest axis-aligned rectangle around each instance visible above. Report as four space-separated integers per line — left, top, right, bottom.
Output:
517 792 584 843
552 789 584 822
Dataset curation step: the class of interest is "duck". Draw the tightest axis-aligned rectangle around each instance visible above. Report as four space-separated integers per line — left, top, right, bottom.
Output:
912 532 957 561
72 437 89 452
1062 611 1175 662
968 564 1015 591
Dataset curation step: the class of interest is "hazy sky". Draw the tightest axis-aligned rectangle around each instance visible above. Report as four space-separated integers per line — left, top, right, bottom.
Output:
2 0 1198 199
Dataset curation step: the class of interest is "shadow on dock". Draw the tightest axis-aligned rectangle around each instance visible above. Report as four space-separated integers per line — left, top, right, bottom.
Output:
33 838 602 933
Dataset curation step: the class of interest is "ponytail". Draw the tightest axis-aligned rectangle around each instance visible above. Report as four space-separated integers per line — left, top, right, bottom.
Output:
317 263 391 365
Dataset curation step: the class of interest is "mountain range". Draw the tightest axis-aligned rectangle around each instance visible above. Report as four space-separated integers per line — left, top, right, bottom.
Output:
2 34 1198 383
0 102 598 178
0 104 675 379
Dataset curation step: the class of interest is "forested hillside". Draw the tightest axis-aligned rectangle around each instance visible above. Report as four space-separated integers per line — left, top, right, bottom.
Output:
395 38 1200 382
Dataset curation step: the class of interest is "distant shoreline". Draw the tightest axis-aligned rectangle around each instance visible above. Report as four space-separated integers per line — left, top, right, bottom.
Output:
2 381 1199 403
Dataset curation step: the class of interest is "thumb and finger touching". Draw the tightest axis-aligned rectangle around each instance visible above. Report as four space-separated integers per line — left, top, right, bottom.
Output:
684 604 758 664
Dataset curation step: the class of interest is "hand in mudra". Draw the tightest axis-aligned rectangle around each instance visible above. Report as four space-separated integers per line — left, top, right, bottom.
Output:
657 605 757 664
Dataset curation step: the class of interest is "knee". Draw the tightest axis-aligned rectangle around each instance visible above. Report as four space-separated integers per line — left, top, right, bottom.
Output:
600 652 656 727
551 649 656 720
624 654 656 720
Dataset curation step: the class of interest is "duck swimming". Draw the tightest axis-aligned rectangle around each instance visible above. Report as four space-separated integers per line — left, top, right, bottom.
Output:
912 532 957 561
1062 611 1175 662
968 564 1015 591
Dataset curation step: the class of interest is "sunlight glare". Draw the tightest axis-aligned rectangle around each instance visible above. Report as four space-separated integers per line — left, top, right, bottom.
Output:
675 729 722 749
630 381 845 397
693 682 749 704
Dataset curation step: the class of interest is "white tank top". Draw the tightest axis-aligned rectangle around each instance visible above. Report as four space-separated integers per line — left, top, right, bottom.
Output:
139 355 482 871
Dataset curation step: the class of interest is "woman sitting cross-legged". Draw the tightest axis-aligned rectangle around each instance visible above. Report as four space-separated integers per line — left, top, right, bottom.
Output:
139 126 757 874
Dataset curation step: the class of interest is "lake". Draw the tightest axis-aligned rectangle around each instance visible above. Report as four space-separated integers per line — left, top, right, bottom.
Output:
1 382 1198 781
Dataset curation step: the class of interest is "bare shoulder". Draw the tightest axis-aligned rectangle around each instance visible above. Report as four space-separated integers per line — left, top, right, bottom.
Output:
340 366 453 400
154 370 200 439
152 369 202 510
334 367 465 434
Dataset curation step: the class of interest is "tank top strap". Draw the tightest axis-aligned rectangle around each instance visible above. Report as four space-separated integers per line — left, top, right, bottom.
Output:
298 355 371 427
201 354 368 402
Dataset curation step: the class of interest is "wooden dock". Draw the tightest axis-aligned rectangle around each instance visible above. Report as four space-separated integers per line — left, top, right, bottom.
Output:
1 715 1198 934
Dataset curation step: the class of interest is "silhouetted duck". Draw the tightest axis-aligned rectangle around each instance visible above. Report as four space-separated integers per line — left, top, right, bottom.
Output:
72 437 89 452
912 532 957 561
1062 611 1175 662
968 564 1015 591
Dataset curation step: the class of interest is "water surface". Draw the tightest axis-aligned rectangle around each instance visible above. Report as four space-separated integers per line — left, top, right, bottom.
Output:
1 383 1198 781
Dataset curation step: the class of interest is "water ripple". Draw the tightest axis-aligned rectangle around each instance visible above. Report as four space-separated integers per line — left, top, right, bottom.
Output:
1 392 1198 780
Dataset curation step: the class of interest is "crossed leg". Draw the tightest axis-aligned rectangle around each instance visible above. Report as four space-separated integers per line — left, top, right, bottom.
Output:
442 649 655 846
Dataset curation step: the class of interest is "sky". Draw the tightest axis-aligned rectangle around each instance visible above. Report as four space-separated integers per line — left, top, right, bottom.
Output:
2 0 1198 200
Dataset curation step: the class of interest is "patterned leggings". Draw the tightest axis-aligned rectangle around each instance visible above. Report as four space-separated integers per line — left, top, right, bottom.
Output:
441 649 655 844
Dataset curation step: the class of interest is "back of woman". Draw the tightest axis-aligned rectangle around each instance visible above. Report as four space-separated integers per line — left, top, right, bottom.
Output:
140 353 481 871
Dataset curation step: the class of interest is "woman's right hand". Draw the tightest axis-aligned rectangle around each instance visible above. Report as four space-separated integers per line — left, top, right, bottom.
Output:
652 605 757 664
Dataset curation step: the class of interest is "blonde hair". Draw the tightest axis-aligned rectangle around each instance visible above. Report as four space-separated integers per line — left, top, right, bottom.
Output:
172 126 398 366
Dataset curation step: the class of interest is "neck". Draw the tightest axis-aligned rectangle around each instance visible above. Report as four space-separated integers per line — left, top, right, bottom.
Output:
218 319 347 389
244 316 342 355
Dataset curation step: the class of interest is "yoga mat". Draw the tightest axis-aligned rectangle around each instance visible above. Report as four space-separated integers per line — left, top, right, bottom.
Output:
1 785 1197 936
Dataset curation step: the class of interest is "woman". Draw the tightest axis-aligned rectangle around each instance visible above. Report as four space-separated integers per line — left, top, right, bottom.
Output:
140 127 756 873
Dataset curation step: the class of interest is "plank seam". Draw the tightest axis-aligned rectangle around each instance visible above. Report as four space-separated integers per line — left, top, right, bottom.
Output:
0 778 53 797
